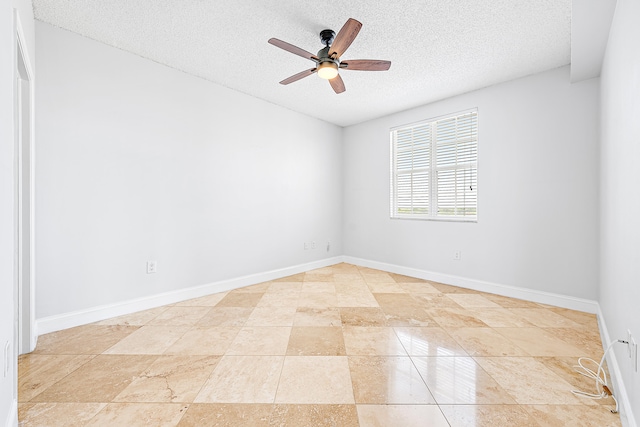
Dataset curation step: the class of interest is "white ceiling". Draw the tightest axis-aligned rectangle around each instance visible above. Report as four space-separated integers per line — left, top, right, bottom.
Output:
33 0 576 127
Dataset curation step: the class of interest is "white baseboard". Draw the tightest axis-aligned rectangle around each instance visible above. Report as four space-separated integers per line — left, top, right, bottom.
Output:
597 306 638 427
343 256 599 313
5 399 17 427
36 257 344 335
37 255 601 336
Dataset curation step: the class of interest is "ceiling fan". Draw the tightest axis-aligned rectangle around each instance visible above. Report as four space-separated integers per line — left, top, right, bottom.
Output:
268 18 391 94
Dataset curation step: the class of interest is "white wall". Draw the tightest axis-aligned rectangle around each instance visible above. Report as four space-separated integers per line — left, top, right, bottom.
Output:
35 22 342 319
600 0 640 424
2 0 34 424
343 66 600 301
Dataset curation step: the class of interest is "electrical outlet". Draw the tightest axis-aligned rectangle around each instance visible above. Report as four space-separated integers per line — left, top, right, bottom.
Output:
327 241 331 252
304 242 309 250
311 241 316 249
146 260 157 274
453 250 461 261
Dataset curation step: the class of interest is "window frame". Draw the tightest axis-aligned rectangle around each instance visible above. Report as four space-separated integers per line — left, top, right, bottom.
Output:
390 108 479 222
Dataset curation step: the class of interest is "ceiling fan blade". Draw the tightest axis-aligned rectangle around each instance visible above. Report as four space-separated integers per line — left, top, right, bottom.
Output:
280 68 317 85
329 74 346 94
268 38 319 62
329 18 362 58
340 59 391 71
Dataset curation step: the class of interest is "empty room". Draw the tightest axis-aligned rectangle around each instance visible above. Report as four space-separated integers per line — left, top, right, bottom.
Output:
2 0 639 426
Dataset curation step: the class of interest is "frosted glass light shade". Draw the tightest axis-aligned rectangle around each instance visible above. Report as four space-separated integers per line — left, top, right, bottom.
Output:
317 62 339 79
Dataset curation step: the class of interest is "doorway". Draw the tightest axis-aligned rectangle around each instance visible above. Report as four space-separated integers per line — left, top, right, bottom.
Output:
15 14 36 355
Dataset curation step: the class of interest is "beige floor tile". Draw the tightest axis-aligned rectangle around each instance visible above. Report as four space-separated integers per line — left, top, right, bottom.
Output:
494 327 585 357
286 327 345 356
427 308 489 328
275 356 354 404
333 276 371 293
393 327 468 356
398 282 441 293
440 404 540 427
522 404 622 427
374 292 431 309
336 292 380 307
381 304 437 327
430 283 477 294
331 263 361 274
508 308 583 328
103 326 190 354
447 327 529 356
342 326 408 356
348 356 435 404
215 293 264 307
195 355 284 403
96 307 169 325
339 307 387 327
269 404 359 427
301 282 336 293
538 356 617 407
113 355 220 403
414 293 464 308
389 273 428 283
356 405 449 427
231 282 271 293
257 292 301 307
446 294 503 308
33 325 139 355
412 357 517 404
31 355 157 402
226 327 291 355
178 403 273 427
164 327 240 355
366 282 407 293
333 273 365 282
293 307 342 326
474 357 585 404
175 292 228 307
464 307 537 328
308 266 336 275
85 402 189 426
303 274 334 283
297 291 338 308
544 327 605 358
272 273 304 282
361 272 396 284
19 354 95 402
482 293 542 308
148 307 212 326
18 402 107 426
548 308 598 327
266 282 302 293
196 307 254 327
245 306 297 326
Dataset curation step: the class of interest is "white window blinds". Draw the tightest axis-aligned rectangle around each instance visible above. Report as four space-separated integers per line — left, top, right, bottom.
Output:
390 109 478 221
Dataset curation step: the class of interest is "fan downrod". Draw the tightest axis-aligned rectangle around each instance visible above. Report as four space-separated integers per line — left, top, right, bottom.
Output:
319 29 335 47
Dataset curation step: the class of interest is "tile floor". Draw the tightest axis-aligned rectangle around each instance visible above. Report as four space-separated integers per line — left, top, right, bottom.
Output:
18 263 622 426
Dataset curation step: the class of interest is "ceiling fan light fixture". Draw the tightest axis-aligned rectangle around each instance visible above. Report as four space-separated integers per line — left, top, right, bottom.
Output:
317 62 339 80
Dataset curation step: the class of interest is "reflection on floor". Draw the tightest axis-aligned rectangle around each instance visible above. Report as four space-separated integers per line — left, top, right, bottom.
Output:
18 263 622 426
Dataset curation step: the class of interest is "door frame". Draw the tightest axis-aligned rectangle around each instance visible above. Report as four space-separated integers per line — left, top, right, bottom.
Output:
14 9 36 354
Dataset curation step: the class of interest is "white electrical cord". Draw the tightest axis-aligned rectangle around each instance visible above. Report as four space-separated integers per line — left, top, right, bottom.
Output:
572 339 627 413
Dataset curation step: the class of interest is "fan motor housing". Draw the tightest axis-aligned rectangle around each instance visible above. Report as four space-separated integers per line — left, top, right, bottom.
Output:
317 46 338 65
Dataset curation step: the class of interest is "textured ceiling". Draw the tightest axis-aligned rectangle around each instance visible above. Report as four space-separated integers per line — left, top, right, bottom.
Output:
32 0 572 126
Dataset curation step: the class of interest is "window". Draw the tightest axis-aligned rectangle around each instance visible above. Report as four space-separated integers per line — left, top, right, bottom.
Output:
390 109 478 221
